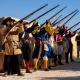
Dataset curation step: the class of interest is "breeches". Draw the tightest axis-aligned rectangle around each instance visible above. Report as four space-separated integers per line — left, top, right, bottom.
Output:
42 44 54 58
32 46 40 59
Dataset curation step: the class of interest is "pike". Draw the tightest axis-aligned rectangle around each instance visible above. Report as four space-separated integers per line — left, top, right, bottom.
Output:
53 9 78 25
52 15 62 25
41 7 66 27
68 21 80 30
29 4 60 23
62 10 79 26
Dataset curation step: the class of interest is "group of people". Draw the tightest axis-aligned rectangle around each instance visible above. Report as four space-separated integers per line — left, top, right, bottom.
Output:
0 16 80 76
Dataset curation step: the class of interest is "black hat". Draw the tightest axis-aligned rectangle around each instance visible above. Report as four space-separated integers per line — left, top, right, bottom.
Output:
2 17 15 25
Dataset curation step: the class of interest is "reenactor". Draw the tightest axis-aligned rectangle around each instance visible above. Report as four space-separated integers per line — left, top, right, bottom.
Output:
65 30 76 63
75 32 80 59
19 21 35 73
53 26 64 65
41 20 55 70
62 26 69 63
1 17 24 76
30 21 41 71
31 20 55 71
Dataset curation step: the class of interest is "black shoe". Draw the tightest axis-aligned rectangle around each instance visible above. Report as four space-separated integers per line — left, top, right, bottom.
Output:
66 62 69 64
45 68 49 71
58 62 64 65
48 66 52 69
71 60 75 62
2 72 7 77
17 73 24 76
38 66 42 69
34 68 38 71
26 69 32 73
7 72 11 75
54 63 57 66
53 64 57 67
65 61 69 63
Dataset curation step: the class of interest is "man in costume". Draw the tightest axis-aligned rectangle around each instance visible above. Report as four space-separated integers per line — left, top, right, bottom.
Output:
65 30 76 63
53 26 64 65
75 32 80 59
1 17 24 76
19 21 35 73
31 20 55 71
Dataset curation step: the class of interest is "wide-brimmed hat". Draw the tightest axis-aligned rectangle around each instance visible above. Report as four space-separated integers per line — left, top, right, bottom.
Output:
2 17 15 25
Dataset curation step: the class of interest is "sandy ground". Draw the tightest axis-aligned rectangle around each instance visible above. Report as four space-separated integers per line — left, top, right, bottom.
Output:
0 60 80 80
0 34 80 80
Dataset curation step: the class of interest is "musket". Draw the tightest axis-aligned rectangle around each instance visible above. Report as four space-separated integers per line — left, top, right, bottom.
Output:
54 9 78 25
68 21 80 30
2 4 48 43
41 7 66 27
73 28 80 32
3 4 48 31
62 10 79 26
4 4 48 28
52 15 62 25
29 4 60 23
20 4 48 20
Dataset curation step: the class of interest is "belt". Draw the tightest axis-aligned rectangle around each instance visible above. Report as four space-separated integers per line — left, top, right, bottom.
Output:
35 40 40 46
42 40 49 44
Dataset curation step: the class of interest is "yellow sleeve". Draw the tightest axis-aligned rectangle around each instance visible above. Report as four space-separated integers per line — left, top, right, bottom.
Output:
32 27 39 34
44 24 55 36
